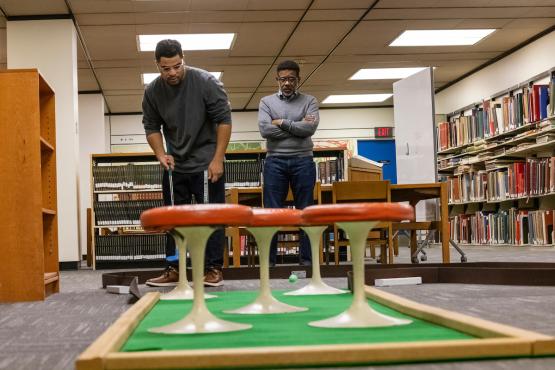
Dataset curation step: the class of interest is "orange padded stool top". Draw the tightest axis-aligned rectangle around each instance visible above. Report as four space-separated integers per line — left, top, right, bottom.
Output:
141 204 253 232
302 202 414 225
248 208 303 227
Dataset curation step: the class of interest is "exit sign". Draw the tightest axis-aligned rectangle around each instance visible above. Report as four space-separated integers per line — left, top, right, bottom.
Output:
374 127 394 138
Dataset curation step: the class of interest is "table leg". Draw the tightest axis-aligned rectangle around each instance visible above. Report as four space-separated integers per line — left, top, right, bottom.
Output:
440 182 450 263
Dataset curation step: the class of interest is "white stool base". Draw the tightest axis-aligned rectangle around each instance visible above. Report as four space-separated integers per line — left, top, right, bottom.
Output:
224 294 307 314
309 301 411 328
151 226 250 334
284 280 347 296
309 221 412 329
160 285 216 301
285 226 346 296
149 310 252 334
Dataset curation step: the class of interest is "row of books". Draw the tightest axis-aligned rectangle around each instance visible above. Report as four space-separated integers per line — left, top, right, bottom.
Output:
93 163 163 191
97 192 163 201
315 157 345 184
446 157 555 203
450 209 554 246
94 199 164 226
437 77 555 152
94 157 345 192
94 234 166 261
224 159 263 188
437 120 555 171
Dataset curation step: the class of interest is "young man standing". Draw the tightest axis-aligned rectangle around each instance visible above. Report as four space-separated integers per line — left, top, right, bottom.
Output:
142 39 231 287
258 60 320 266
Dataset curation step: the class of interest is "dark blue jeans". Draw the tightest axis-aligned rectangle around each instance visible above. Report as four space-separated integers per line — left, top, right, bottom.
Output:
263 156 316 265
162 170 225 270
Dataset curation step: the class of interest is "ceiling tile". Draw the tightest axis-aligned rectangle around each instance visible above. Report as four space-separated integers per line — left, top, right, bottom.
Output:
282 21 354 55
313 0 374 9
80 25 141 61
104 94 144 113
229 22 297 56
96 67 143 90
0 0 552 114
0 0 67 15
77 68 100 91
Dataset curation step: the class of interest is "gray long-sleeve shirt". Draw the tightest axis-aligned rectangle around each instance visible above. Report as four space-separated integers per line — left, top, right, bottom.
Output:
142 67 232 173
258 92 319 157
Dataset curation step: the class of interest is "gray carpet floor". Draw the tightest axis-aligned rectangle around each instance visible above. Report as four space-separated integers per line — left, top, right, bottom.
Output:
3 245 555 370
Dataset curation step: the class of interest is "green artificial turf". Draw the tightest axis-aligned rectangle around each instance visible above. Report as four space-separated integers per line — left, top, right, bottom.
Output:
121 290 474 352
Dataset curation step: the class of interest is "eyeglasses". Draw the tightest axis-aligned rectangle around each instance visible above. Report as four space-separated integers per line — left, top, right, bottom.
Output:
277 77 298 84
158 63 184 73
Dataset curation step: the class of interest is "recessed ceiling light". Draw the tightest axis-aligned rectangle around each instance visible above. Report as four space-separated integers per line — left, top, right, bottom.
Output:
322 94 393 104
142 71 222 85
389 29 495 46
138 34 235 51
350 67 427 80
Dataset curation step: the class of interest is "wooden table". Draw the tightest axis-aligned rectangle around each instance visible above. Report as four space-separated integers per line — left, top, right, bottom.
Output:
390 182 450 263
225 183 450 266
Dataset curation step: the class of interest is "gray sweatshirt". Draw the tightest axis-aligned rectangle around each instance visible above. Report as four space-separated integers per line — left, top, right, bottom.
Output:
258 92 319 157
142 67 232 173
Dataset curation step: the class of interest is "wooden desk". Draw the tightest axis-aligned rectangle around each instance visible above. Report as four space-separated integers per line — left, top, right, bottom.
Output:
390 182 450 263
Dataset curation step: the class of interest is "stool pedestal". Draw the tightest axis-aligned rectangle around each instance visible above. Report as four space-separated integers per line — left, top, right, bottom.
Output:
285 225 346 296
149 226 251 334
225 227 307 314
160 231 215 301
309 221 411 328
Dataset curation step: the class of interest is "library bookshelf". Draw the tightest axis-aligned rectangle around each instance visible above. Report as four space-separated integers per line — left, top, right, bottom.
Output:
0 69 59 302
437 68 555 247
91 153 166 270
90 147 349 269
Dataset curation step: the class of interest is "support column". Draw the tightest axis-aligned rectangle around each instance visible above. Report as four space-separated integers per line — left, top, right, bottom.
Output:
7 19 80 266
78 93 107 262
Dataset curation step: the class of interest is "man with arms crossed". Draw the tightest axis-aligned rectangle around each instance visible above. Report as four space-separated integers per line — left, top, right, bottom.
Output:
142 39 231 287
258 60 320 266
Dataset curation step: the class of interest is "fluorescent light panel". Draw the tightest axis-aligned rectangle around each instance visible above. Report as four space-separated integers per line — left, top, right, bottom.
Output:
138 34 235 51
142 71 222 85
350 67 427 80
390 29 495 46
322 94 393 104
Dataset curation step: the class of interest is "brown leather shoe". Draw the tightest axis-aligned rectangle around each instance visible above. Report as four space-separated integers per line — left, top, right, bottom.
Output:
146 266 179 287
204 268 224 287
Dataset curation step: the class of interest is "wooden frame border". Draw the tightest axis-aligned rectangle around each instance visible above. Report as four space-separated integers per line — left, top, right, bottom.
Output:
76 288 555 370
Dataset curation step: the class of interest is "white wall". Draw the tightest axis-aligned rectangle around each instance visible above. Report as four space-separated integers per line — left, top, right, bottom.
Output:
7 19 80 262
78 94 108 258
436 31 555 114
107 107 394 152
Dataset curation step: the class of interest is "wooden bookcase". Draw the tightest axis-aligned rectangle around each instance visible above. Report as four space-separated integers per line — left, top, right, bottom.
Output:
437 68 555 246
91 153 166 270
0 69 59 302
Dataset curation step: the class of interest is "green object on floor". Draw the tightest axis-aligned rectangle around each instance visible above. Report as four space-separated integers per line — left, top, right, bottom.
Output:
121 290 474 352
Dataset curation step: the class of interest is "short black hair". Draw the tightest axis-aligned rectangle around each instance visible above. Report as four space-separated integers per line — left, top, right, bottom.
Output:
154 39 183 62
277 60 300 76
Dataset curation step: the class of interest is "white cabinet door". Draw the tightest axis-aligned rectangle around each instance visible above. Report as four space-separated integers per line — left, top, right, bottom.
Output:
393 68 437 220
